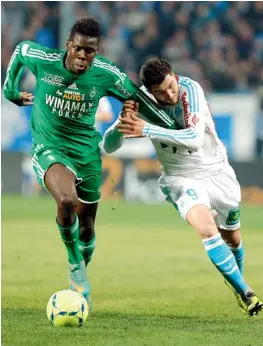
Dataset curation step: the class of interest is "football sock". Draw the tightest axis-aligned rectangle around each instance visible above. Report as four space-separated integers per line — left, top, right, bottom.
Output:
203 234 248 294
229 241 244 276
57 215 83 265
78 235 96 266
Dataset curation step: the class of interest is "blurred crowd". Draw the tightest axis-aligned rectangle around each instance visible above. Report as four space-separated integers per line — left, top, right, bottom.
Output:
1 1 263 157
2 1 263 92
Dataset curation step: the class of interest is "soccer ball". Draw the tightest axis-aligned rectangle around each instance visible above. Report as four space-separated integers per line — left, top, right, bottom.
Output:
46 289 89 327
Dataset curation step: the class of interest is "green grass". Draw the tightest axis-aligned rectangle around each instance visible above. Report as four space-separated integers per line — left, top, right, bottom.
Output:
2 196 263 346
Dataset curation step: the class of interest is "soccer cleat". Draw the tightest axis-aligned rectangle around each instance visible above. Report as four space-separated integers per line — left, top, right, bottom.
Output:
239 291 263 317
68 261 91 304
224 280 263 316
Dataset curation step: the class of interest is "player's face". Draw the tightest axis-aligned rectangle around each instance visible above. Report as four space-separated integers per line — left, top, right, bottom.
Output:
66 33 99 74
150 74 179 106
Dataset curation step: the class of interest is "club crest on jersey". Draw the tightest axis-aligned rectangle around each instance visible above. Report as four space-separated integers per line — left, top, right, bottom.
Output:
191 114 199 126
41 72 65 86
88 87 97 98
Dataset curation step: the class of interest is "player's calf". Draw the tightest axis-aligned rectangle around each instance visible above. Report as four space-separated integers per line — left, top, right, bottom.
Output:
45 163 84 266
186 205 249 296
77 202 97 267
219 228 244 277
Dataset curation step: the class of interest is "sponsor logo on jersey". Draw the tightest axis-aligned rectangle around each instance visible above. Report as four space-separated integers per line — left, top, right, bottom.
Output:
47 155 55 161
45 94 93 119
88 87 97 98
68 83 78 90
226 208 240 226
42 150 52 156
41 72 65 86
63 90 85 101
181 91 190 126
114 80 133 97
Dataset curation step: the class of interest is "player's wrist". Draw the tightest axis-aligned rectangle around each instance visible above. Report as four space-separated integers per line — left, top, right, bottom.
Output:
142 123 151 137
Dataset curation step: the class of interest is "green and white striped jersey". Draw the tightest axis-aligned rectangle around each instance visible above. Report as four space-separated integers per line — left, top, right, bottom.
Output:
4 41 176 162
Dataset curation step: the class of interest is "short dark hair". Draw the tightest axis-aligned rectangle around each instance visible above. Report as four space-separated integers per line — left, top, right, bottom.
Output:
140 57 173 89
69 17 101 41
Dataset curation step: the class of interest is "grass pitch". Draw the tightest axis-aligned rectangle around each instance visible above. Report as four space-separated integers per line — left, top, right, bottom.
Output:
2 196 263 346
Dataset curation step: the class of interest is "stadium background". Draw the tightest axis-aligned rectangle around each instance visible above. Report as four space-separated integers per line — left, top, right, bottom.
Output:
1 1 263 201
1 2 263 345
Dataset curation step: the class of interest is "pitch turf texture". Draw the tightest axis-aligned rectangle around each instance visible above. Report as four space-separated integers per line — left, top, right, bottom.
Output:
2 196 263 346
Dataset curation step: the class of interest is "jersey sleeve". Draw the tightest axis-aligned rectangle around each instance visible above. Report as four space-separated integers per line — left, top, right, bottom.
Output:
142 81 206 151
103 61 176 129
102 119 126 154
3 41 60 102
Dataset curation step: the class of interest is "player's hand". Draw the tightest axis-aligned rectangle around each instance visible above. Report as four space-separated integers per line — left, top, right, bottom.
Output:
117 111 146 138
120 100 139 118
16 92 34 106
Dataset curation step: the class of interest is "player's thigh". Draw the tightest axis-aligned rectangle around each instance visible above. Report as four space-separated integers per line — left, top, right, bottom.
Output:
209 165 241 232
76 158 102 204
31 144 78 200
45 164 77 203
159 176 211 221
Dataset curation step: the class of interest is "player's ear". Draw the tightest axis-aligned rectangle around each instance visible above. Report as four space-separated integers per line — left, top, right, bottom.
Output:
95 41 99 54
66 40 71 50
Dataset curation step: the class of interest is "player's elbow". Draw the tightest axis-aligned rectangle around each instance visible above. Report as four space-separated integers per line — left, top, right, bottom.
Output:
3 88 10 100
3 88 14 102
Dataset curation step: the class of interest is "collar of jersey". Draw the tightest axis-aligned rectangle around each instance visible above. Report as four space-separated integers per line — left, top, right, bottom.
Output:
60 50 94 77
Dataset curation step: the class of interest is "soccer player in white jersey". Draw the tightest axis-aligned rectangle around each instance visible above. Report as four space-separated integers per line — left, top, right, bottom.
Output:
103 57 263 317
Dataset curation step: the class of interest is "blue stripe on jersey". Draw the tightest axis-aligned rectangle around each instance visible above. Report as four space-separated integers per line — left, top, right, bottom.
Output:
144 126 197 140
179 79 200 113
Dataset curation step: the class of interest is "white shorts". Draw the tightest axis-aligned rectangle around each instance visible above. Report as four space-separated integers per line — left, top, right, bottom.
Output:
159 164 241 231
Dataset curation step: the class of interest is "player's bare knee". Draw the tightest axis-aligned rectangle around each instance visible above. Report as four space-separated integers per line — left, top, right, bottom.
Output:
57 193 78 216
197 219 218 239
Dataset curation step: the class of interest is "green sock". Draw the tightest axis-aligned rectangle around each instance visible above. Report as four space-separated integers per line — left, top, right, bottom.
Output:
56 215 83 265
78 235 96 266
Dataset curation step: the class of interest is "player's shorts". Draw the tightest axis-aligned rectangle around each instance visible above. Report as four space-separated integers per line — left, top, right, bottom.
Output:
31 144 102 204
159 163 241 231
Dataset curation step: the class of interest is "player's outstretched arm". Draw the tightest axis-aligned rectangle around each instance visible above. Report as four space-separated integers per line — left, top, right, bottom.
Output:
142 121 204 151
117 102 205 152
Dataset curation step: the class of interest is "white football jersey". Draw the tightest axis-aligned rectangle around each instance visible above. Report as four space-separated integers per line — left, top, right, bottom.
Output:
140 76 228 178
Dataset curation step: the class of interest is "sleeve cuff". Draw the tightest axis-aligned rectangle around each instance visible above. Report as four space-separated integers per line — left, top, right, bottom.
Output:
142 124 151 137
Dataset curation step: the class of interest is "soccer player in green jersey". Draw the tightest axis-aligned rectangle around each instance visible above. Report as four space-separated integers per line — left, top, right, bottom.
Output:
3 17 176 305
